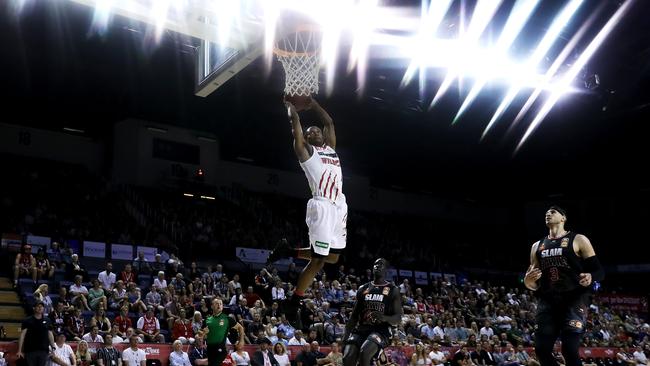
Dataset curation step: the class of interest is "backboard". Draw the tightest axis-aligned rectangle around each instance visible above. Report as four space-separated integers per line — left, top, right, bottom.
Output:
69 0 265 97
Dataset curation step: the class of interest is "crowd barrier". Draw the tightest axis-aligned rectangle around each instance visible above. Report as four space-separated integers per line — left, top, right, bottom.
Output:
0 342 621 366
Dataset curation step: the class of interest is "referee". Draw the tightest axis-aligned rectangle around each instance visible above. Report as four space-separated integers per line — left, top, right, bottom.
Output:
203 298 244 366
17 301 56 366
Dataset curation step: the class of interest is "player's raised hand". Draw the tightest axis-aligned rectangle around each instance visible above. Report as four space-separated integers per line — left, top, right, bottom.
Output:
578 273 592 287
285 101 299 121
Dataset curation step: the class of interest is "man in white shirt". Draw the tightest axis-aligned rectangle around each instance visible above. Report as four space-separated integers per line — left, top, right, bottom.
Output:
82 325 104 343
69 275 91 311
152 272 167 291
169 340 192 366
288 330 308 346
480 320 494 338
98 263 116 292
429 343 446 366
633 345 648 366
122 336 146 366
399 279 410 295
496 310 512 331
433 320 445 340
50 333 76 366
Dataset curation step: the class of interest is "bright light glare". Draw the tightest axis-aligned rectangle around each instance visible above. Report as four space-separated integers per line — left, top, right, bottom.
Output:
515 0 634 152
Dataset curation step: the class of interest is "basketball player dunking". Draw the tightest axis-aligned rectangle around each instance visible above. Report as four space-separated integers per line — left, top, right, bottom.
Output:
269 98 347 316
524 206 605 366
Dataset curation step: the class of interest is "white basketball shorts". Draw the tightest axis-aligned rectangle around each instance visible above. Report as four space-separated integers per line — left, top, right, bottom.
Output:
305 195 348 257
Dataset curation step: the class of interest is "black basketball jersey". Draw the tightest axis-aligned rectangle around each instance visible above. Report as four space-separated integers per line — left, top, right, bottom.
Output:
355 281 398 331
535 232 585 296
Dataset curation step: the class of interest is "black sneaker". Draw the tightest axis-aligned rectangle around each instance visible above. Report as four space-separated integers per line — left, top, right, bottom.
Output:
283 294 303 325
267 238 292 264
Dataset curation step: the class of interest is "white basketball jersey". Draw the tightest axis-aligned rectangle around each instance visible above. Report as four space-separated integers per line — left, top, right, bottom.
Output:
300 144 343 203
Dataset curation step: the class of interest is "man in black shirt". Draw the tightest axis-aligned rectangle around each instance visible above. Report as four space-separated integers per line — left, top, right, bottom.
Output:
343 258 402 366
524 206 605 366
452 346 469 366
18 301 55 366
96 334 122 366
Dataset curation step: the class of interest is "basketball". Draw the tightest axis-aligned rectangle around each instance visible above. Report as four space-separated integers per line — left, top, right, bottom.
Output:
284 94 312 111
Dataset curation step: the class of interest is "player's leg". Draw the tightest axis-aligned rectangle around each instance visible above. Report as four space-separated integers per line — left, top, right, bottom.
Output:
535 300 562 366
343 336 362 366
295 248 340 264
560 298 588 366
358 336 382 366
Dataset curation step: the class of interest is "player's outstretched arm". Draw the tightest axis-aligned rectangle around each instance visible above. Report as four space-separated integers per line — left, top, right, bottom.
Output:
575 234 604 286
287 101 311 162
309 99 336 149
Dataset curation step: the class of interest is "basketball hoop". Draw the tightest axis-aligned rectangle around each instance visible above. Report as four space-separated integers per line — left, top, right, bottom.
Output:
274 25 322 97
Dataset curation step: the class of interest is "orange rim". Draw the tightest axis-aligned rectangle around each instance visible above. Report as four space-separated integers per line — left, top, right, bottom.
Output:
273 24 322 57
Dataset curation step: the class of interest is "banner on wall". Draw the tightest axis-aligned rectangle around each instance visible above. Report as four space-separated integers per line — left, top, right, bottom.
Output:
399 269 413 278
597 294 648 313
415 271 429 285
83 241 106 258
430 272 443 281
137 246 158 261
1 233 22 251
26 235 51 248
236 247 271 264
111 244 134 260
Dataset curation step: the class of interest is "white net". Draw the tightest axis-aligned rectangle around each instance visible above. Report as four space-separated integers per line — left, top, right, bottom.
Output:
275 28 321 96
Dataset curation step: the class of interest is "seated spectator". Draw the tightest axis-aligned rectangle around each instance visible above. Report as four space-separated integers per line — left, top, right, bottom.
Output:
120 264 136 285
57 287 74 313
126 282 147 314
110 280 128 310
145 287 165 314
173 308 195 344
515 345 539 366
33 284 53 315
170 340 192 366
47 242 64 268
90 308 112 336
150 254 166 275
191 311 204 335
132 252 151 276
125 328 144 343
215 275 230 299
231 342 251 366
247 313 264 345
153 271 167 291
50 302 67 335
272 342 290 366
187 276 203 302
107 323 126 343
252 338 278 366
136 306 165 343
451 346 470 366
277 316 295 340
96 334 122 366
75 340 92 366
114 307 132 335
50 332 75 366
196 299 211 319
65 307 85 341
189 332 209 366
243 286 262 308
497 344 520 366
429 343 446 366
411 343 432 366
288 330 308 346
480 342 497 366
324 315 345 344
264 303 281 325
88 279 108 311
98 263 116 293
322 342 343 366
233 298 253 325
67 254 87 281
171 273 187 292
14 244 36 286
83 325 105 343
122 336 147 366
391 341 410 366
69 275 91 311
166 295 181 330
35 248 54 281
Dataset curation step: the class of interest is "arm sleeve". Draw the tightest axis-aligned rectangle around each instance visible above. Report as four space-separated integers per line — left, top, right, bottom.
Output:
582 256 605 281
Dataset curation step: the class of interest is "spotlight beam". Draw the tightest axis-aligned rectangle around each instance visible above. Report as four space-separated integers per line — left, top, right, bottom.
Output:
515 0 636 153
481 0 584 139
